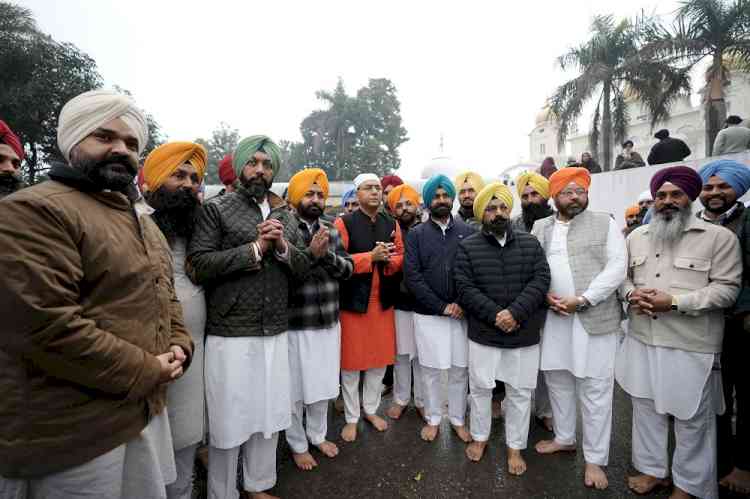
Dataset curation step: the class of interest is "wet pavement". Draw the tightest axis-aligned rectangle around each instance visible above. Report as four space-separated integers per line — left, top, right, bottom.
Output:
269 386 672 498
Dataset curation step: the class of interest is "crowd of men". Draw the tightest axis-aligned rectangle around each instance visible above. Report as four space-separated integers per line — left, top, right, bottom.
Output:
0 89 749 499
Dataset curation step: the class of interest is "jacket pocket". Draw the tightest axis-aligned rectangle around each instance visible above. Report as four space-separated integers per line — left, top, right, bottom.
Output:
629 254 648 286
671 256 711 290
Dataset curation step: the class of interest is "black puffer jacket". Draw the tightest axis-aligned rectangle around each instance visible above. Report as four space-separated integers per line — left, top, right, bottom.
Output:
454 227 550 348
187 186 308 337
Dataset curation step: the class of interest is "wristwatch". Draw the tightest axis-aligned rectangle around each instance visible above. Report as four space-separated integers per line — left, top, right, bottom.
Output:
670 296 678 311
575 296 590 312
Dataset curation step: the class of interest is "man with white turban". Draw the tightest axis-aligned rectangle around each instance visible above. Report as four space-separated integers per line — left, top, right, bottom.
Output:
0 89 193 498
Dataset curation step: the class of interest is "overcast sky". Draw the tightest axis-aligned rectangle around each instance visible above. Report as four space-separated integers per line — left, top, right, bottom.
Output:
20 0 681 179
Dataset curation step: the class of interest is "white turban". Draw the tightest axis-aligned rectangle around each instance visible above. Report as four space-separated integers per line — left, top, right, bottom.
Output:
57 89 148 162
353 173 379 188
637 189 653 203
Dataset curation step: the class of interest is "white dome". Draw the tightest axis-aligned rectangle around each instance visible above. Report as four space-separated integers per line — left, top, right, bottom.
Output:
420 156 461 179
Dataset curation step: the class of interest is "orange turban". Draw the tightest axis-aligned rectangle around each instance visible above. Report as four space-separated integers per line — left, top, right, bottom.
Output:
287 168 329 207
548 167 591 198
387 184 420 212
143 141 207 192
625 204 640 219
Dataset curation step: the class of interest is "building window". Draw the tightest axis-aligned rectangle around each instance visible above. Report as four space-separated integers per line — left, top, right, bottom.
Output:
539 128 545 134
539 144 546 154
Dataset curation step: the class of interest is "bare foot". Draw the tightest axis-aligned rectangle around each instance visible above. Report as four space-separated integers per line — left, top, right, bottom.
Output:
627 473 670 495
420 424 439 441
416 406 426 421
668 486 691 499
364 413 388 431
492 400 504 419
507 448 527 476
341 422 357 442
584 463 608 490
292 451 318 471
720 467 750 495
315 440 339 458
334 396 344 413
452 424 473 443
535 439 576 455
247 493 280 499
466 441 487 462
386 403 406 420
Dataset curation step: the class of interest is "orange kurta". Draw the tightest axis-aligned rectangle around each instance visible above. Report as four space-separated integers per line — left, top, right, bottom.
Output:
334 216 404 371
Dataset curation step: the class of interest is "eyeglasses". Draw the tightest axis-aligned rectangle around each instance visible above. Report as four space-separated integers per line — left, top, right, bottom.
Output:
558 188 587 198
358 184 382 192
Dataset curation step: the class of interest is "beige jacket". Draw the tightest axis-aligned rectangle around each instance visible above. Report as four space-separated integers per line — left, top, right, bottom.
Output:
622 215 742 353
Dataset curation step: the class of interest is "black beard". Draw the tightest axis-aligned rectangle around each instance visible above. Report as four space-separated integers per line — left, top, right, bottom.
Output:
298 202 323 221
521 202 552 230
483 217 509 237
703 197 733 215
558 199 588 219
0 172 23 198
398 211 416 228
147 187 199 244
240 174 271 200
431 204 452 219
74 153 137 193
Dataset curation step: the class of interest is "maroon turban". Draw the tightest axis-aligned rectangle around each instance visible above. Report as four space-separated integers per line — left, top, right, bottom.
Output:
650 165 702 201
0 120 23 161
218 154 236 186
381 175 403 190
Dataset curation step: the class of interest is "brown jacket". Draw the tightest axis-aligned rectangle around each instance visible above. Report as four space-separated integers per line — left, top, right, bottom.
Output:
0 175 193 478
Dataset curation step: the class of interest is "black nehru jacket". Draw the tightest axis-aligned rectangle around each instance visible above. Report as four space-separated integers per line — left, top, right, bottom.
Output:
454 226 551 349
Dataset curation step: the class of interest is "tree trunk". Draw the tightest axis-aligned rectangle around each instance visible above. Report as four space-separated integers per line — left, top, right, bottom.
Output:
705 54 727 157
601 82 613 171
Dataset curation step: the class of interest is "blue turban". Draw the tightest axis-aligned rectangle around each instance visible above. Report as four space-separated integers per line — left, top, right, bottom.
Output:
342 188 356 204
422 174 456 205
698 159 750 197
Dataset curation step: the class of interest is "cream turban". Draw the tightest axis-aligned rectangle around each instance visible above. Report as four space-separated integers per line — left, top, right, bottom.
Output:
353 173 379 188
57 89 148 162
142 142 207 192
474 182 514 220
454 171 485 194
515 171 550 199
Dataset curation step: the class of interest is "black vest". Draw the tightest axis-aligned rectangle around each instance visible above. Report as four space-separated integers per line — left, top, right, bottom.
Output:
340 210 400 313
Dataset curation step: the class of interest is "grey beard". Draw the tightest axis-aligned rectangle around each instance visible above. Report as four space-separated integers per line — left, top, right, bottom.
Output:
650 205 692 244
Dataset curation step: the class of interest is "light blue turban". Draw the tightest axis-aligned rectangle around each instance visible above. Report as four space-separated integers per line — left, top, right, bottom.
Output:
342 188 356 204
699 159 750 198
422 174 456 205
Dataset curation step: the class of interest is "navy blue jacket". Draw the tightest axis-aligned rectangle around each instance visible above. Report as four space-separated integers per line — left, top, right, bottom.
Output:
405 216 476 316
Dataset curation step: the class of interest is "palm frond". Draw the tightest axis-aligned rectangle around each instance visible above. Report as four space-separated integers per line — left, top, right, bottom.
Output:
550 71 602 147
611 86 629 145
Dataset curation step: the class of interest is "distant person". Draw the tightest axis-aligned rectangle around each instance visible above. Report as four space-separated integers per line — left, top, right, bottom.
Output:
566 156 578 166
622 204 641 237
454 171 485 225
540 157 558 179
217 154 236 196
380 175 404 212
713 116 750 156
614 140 646 170
0 120 25 199
580 152 602 174
647 129 691 165
341 188 359 214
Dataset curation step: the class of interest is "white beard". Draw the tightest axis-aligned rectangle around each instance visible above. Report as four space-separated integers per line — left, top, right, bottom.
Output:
649 205 692 245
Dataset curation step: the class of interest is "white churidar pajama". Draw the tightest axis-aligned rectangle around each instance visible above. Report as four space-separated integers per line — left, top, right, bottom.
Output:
468 340 539 449
540 218 626 466
341 367 387 424
285 323 341 454
616 334 724 499
414 314 469 427
205 332 290 498
393 310 424 408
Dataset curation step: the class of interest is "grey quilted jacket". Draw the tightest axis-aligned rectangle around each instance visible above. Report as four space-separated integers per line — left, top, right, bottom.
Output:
187 186 309 337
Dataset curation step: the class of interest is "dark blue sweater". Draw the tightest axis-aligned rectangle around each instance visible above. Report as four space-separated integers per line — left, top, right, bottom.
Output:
405 216 477 316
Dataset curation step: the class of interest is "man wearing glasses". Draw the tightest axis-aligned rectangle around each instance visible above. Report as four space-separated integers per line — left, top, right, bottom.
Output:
530 167 627 491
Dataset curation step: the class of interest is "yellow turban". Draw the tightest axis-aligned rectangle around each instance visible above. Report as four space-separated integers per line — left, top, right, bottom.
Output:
143 141 207 192
474 182 514 221
515 171 550 200
287 168 329 207
454 171 485 194
387 184 420 212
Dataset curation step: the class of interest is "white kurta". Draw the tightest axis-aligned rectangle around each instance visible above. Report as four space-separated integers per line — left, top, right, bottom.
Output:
395 309 418 359
205 333 291 449
616 334 724 419
469 341 539 390
167 239 206 451
414 314 468 369
288 323 341 405
540 218 625 379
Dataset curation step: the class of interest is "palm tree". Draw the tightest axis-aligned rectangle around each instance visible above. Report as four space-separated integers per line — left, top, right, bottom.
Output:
641 0 750 156
551 15 691 171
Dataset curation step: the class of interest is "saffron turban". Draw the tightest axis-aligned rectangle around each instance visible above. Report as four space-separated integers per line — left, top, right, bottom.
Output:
650 165 702 201
474 182 514 220
342 188 356 205
422 174 456 204
381 175 403 190
625 204 640 219
549 167 591 198
218 154 236 186
637 190 653 203
233 135 281 178
57 89 148 162
699 159 750 198
515 171 550 199
287 168 329 207
387 184 420 212
454 171 485 194
0 120 23 161
353 173 379 188
142 141 207 192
